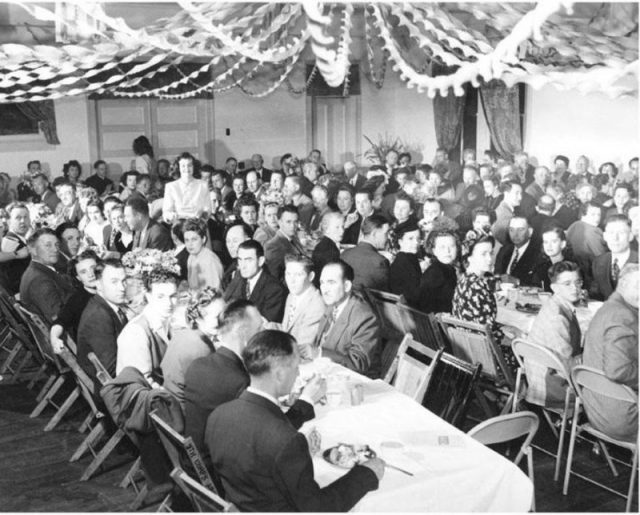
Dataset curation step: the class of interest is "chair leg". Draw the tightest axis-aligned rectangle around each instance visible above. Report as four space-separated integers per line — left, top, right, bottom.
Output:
27 362 48 390
599 441 619 477
120 456 143 488
80 428 125 481
78 410 96 434
129 483 149 511
30 374 65 418
542 410 560 439
527 447 536 512
71 421 106 462
9 350 34 383
625 449 638 513
35 373 56 403
0 341 23 374
563 405 581 495
44 387 80 431
554 408 569 482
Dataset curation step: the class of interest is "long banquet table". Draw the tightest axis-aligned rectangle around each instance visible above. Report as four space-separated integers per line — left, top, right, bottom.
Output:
299 359 534 512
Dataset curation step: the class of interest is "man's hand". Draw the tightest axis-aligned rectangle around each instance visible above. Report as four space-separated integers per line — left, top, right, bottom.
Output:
305 427 322 456
301 374 327 404
361 457 385 481
15 247 29 259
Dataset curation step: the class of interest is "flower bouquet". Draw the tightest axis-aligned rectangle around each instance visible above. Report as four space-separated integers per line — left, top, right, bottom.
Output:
28 203 57 230
121 248 181 278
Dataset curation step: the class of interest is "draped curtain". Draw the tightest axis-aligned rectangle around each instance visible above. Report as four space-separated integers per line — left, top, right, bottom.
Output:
479 80 522 159
15 100 60 145
433 89 466 161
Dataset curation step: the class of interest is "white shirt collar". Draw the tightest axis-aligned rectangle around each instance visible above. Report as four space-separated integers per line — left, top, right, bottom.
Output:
102 297 123 317
247 269 263 293
611 249 631 267
515 239 530 256
142 304 171 335
246 386 280 407
331 295 350 321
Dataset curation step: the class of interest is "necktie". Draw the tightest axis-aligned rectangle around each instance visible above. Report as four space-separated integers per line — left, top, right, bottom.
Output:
508 247 520 276
286 301 296 330
611 258 620 288
245 279 251 300
117 307 128 326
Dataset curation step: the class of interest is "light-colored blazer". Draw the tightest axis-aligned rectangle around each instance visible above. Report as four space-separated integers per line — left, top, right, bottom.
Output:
282 286 325 361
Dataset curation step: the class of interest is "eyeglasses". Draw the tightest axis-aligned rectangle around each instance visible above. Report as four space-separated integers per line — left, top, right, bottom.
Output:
557 280 583 288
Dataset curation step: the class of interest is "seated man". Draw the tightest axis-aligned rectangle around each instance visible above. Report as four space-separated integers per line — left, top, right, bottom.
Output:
314 260 382 378
224 240 287 322
527 262 583 409
341 214 390 292
124 196 173 251
582 264 638 442
494 216 542 286
221 222 251 289
283 175 314 231
19 228 74 325
590 214 638 301
566 202 607 284
0 202 31 294
31 173 60 213
342 188 376 245
264 205 307 282
54 181 82 226
491 180 522 246
206 329 382 512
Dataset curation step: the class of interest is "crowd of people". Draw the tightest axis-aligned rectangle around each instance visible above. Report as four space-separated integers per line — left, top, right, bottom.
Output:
0 136 637 510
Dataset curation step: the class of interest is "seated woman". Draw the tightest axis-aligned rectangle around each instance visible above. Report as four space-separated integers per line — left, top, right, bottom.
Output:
119 170 139 202
84 199 109 248
184 218 224 291
161 287 226 406
50 250 99 351
389 221 422 303
526 261 583 409
164 152 211 223
532 225 573 291
418 230 459 314
116 270 179 388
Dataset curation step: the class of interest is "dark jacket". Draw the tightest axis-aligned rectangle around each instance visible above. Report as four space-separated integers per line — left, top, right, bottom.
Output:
590 251 639 301
311 236 340 287
223 268 287 323
206 390 378 512
418 259 457 314
341 241 390 292
494 241 542 287
19 261 74 325
264 231 306 282
389 252 421 304
133 219 173 251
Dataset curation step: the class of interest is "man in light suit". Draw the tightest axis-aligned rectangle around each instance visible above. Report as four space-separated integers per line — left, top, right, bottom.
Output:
341 214 390 292
206 329 382 512
590 214 638 301
314 260 382 378
279 255 325 361
19 228 74 325
582 264 638 442
124 196 173 251
264 205 307 282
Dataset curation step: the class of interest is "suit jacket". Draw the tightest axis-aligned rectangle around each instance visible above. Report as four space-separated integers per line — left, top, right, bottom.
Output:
311 236 340 287
206 390 377 512
40 189 60 213
264 230 306 282
341 241 390 292
133 219 173 251
313 295 381 378
77 295 126 386
295 195 315 231
417 259 457 314
491 201 515 246
494 240 542 286
347 173 366 190
54 201 82 225
525 182 545 202
223 268 287 322
590 251 639 301
19 261 74 325
389 252 421 305
185 348 314 460
282 286 326 360
582 292 638 441
567 221 607 282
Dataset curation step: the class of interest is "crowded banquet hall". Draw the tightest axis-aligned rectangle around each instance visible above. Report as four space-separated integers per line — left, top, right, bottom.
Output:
0 1 638 512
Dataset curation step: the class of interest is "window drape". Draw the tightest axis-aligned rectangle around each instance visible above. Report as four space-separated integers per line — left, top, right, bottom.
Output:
433 89 466 158
15 100 60 145
479 80 522 159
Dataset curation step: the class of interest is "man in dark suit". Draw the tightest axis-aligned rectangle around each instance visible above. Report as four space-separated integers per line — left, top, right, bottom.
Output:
264 205 307 281
342 188 376 245
245 153 272 183
221 223 251 289
124 196 173 251
224 240 287 322
494 216 542 286
567 202 607 283
184 302 318 461
590 214 638 301
19 228 74 324
283 175 314 231
31 173 60 213
312 211 343 287
529 194 556 247
583 264 638 442
341 214 390 292
76 258 128 385
344 160 366 189
54 181 82 226
314 261 382 378
206 329 382 512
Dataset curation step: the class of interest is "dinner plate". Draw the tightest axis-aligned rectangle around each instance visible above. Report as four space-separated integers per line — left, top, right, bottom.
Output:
322 443 375 469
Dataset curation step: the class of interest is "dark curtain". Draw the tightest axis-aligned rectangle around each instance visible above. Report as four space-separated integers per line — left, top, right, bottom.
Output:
479 80 522 159
433 89 466 163
15 100 60 145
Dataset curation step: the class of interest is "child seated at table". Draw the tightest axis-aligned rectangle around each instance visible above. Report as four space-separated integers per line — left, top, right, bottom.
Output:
525 261 583 408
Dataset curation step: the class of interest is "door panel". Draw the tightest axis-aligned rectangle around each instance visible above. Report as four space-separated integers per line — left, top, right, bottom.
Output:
311 95 360 172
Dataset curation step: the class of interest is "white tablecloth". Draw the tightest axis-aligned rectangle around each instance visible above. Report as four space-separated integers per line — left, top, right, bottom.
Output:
300 360 534 512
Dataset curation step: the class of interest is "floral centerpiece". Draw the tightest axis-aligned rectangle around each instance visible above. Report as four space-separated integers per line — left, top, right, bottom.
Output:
27 203 57 230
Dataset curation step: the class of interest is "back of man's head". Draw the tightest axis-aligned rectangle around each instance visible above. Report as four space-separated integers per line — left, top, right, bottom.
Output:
125 196 149 218
537 195 556 215
218 299 262 352
242 329 296 377
616 263 639 308
361 214 388 237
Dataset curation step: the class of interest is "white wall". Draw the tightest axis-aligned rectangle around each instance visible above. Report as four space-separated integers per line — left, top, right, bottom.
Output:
524 85 638 170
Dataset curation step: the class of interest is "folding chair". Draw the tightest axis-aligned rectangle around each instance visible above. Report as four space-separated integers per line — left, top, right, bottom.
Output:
511 339 575 481
396 304 448 352
468 411 539 511
383 334 443 402
150 410 219 494
563 366 638 512
437 314 515 416
0 291 39 383
170 468 233 512
364 288 407 336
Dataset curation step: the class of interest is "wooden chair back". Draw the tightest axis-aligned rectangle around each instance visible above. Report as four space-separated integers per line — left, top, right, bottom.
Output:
14 303 64 372
437 314 514 387
364 288 407 336
87 352 113 386
384 334 443 402
170 468 233 512
57 342 101 415
0 293 41 357
396 304 448 352
150 410 219 494
423 351 482 429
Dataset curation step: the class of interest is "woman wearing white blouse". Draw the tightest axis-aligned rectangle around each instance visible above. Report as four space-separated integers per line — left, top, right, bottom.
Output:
163 152 211 223
184 217 224 291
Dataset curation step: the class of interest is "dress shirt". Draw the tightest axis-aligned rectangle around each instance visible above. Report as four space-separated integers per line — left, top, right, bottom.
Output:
284 286 314 331
163 179 212 222
1 233 27 252
611 249 631 270
507 240 530 275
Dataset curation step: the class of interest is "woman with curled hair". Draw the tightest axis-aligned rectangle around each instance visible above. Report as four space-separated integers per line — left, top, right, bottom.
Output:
388 220 422 305
161 287 226 406
62 160 82 185
532 225 575 291
184 217 224 291
163 152 211 223
131 135 155 176
417 229 459 314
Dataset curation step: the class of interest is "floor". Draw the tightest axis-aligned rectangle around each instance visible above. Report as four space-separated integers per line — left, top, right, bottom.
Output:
0 376 636 512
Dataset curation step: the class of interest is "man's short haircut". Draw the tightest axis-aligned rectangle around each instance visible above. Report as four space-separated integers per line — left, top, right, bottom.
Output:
27 160 41 169
32 172 48 183
471 206 493 224
284 254 314 274
579 201 601 218
242 330 297 377
200 164 215 175
270 169 285 181
6 201 29 218
322 259 354 282
320 211 344 233
225 157 237 165
263 201 279 212
183 217 208 239
143 269 180 291
57 179 76 192
224 221 252 241
548 261 580 283
238 239 264 258
604 213 631 229
423 197 442 210
277 204 299 219
219 299 257 335
361 214 389 236
537 195 556 213
125 196 149 217
555 155 569 167
311 184 329 197
509 215 530 228
157 158 170 167
629 157 638 167
235 194 259 214
27 227 56 247
94 257 125 281
354 188 374 202
55 222 78 240
484 175 500 188
500 180 521 194
68 249 100 279
394 191 415 211
93 160 106 169
284 175 302 189
541 224 566 241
